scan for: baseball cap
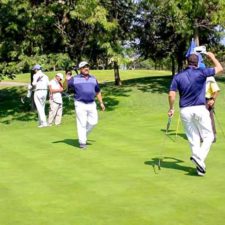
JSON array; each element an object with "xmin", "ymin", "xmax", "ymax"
[
  {"xmin": 32, "ymin": 64, "xmax": 42, "ymax": 70},
  {"xmin": 78, "ymin": 61, "xmax": 89, "ymax": 69},
  {"xmin": 56, "ymin": 73, "xmax": 64, "ymax": 80},
  {"xmin": 187, "ymin": 54, "xmax": 199, "ymax": 67}
]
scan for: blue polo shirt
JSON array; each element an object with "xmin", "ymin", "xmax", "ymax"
[
  {"xmin": 68, "ymin": 74, "xmax": 100, "ymax": 103},
  {"xmin": 170, "ymin": 67, "xmax": 215, "ymax": 108}
]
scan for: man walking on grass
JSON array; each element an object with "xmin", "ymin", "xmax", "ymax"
[
  {"xmin": 168, "ymin": 52, "xmax": 223, "ymax": 176},
  {"xmin": 65, "ymin": 61, "xmax": 105, "ymax": 149}
]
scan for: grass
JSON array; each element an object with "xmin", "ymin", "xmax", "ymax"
[
  {"xmin": 0, "ymin": 70, "xmax": 225, "ymax": 225},
  {"xmin": 2, "ymin": 69, "xmax": 171, "ymax": 83}
]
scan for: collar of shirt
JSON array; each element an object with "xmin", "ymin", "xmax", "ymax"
[{"xmin": 78, "ymin": 73, "xmax": 91, "ymax": 79}]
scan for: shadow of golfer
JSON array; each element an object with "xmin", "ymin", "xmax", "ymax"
[
  {"xmin": 52, "ymin": 139, "xmax": 94, "ymax": 148},
  {"xmin": 145, "ymin": 157, "xmax": 198, "ymax": 176}
]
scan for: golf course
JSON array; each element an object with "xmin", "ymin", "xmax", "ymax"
[{"xmin": 0, "ymin": 70, "xmax": 225, "ymax": 225}]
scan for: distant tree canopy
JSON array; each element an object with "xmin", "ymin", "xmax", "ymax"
[{"xmin": 0, "ymin": 0, "xmax": 224, "ymax": 81}]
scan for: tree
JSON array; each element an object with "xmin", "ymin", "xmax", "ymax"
[{"xmin": 135, "ymin": 0, "xmax": 225, "ymax": 74}]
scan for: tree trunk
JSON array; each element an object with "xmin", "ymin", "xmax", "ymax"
[
  {"xmin": 194, "ymin": 24, "xmax": 200, "ymax": 46},
  {"xmin": 114, "ymin": 61, "xmax": 122, "ymax": 86},
  {"xmin": 171, "ymin": 56, "xmax": 175, "ymax": 76}
]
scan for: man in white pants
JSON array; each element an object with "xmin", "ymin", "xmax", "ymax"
[
  {"xmin": 32, "ymin": 64, "xmax": 49, "ymax": 128},
  {"xmin": 66, "ymin": 61, "xmax": 105, "ymax": 149},
  {"xmin": 168, "ymin": 52, "xmax": 223, "ymax": 176},
  {"xmin": 48, "ymin": 73, "xmax": 64, "ymax": 126}
]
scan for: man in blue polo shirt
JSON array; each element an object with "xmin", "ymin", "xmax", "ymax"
[
  {"xmin": 168, "ymin": 52, "xmax": 223, "ymax": 176},
  {"xmin": 66, "ymin": 61, "xmax": 105, "ymax": 149}
]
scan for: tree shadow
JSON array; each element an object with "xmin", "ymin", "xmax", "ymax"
[
  {"xmin": 0, "ymin": 86, "xmax": 37, "ymax": 124},
  {"xmin": 145, "ymin": 157, "xmax": 198, "ymax": 176},
  {"xmin": 0, "ymin": 74, "xmax": 172, "ymax": 123},
  {"xmin": 122, "ymin": 76, "xmax": 172, "ymax": 94}
]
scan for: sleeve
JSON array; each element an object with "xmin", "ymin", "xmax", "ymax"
[
  {"xmin": 95, "ymin": 80, "xmax": 100, "ymax": 93},
  {"xmin": 211, "ymin": 80, "xmax": 220, "ymax": 92},
  {"xmin": 169, "ymin": 77, "xmax": 178, "ymax": 92},
  {"xmin": 202, "ymin": 68, "xmax": 215, "ymax": 77},
  {"xmin": 32, "ymin": 74, "xmax": 38, "ymax": 86},
  {"xmin": 67, "ymin": 77, "xmax": 75, "ymax": 93}
]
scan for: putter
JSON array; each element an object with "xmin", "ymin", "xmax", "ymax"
[
  {"xmin": 166, "ymin": 116, "xmax": 172, "ymax": 134},
  {"xmin": 158, "ymin": 116, "xmax": 172, "ymax": 170}
]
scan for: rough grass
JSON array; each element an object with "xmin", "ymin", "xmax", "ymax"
[{"xmin": 0, "ymin": 71, "xmax": 225, "ymax": 225}]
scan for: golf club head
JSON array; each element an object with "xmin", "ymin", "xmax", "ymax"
[{"xmin": 193, "ymin": 46, "xmax": 206, "ymax": 54}]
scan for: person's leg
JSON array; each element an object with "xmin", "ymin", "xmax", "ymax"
[
  {"xmin": 75, "ymin": 101, "xmax": 88, "ymax": 145},
  {"xmin": 48, "ymin": 100, "xmax": 58, "ymax": 125},
  {"xmin": 34, "ymin": 92, "xmax": 47, "ymax": 126},
  {"xmin": 38, "ymin": 92, "xmax": 48, "ymax": 126},
  {"xmin": 180, "ymin": 107, "xmax": 201, "ymax": 158},
  {"xmin": 55, "ymin": 103, "xmax": 63, "ymax": 125},
  {"xmin": 209, "ymin": 107, "xmax": 216, "ymax": 141},
  {"xmin": 195, "ymin": 106, "xmax": 214, "ymax": 162},
  {"xmin": 86, "ymin": 102, "xmax": 98, "ymax": 136}
]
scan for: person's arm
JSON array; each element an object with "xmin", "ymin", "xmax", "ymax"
[
  {"xmin": 49, "ymin": 84, "xmax": 63, "ymax": 94},
  {"xmin": 206, "ymin": 52, "xmax": 223, "ymax": 74},
  {"xmin": 32, "ymin": 74, "xmax": 38, "ymax": 86},
  {"xmin": 207, "ymin": 80, "xmax": 220, "ymax": 107},
  {"xmin": 96, "ymin": 92, "xmax": 105, "ymax": 111},
  {"xmin": 168, "ymin": 91, "xmax": 176, "ymax": 117}
]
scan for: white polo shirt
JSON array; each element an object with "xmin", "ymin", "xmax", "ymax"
[
  {"xmin": 32, "ymin": 70, "xmax": 49, "ymax": 90},
  {"xmin": 49, "ymin": 79, "xmax": 63, "ymax": 104}
]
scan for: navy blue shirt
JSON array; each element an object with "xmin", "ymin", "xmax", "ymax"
[
  {"xmin": 170, "ymin": 67, "xmax": 215, "ymax": 108},
  {"xmin": 68, "ymin": 74, "xmax": 100, "ymax": 103}
]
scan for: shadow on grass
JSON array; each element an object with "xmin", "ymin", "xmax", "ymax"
[
  {"xmin": 52, "ymin": 138, "xmax": 94, "ymax": 148},
  {"xmin": 145, "ymin": 157, "xmax": 198, "ymax": 176},
  {"xmin": 0, "ymin": 75, "xmax": 172, "ymax": 123},
  {"xmin": 52, "ymin": 138, "xmax": 80, "ymax": 148},
  {"xmin": 160, "ymin": 129, "xmax": 187, "ymax": 141}
]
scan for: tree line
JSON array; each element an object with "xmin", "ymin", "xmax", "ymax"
[{"xmin": 0, "ymin": 0, "xmax": 225, "ymax": 84}]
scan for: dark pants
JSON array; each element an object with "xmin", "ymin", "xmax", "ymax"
[{"xmin": 206, "ymin": 102, "xmax": 216, "ymax": 138}]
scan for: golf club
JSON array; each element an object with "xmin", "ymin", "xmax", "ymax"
[{"xmin": 157, "ymin": 116, "xmax": 172, "ymax": 170}]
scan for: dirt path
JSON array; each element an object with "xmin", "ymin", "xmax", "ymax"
[{"xmin": 0, "ymin": 81, "xmax": 28, "ymax": 87}]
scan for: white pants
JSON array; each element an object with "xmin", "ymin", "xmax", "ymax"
[
  {"xmin": 75, "ymin": 101, "xmax": 98, "ymax": 144},
  {"xmin": 180, "ymin": 105, "xmax": 214, "ymax": 162},
  {"xmin": 48, "ymin": 100, "xmax": 63, "ymax": 125},
  {"xmin": 34, "ymin": 90, "xmax": 48, "ymax": 126}
]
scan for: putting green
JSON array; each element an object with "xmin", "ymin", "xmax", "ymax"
[{"xmin": 0, "ymin": 72, "xmax": 225, "ymax": 225}]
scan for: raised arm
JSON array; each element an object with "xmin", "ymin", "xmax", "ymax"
[{"xmin": 206, "ymin": 52, "xmax": 223, "ymax": 74}]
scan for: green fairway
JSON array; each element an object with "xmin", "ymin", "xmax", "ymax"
[{"xmin": 0, "ymin": 71, "xmax": 225, "ymax": 225}]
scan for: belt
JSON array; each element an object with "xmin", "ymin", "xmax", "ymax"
[{"xmin": 36, "ymin": 89, "xmax": 48, "ymax": 91}]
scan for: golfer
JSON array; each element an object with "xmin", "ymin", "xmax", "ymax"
[
  {"xmin": 205, "ymin": 76, "xmax": 220, "ymax": 142},
  {"xmin": 48, "ymin": 73, "xmax": 64, "ymax": 126},
  {"xmin": 32, "ymin": 64, "xmax": 49, "ymax": 128},
  {"xmin": 168, "ymin": 52, "xmax": 223, "ymax": 176},
  {"xmin": 65, "ymin": 61, "xmax": 105, "ymax": 149}
]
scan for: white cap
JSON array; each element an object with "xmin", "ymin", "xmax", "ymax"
[
  {"xmin": 78, "ymin": 61, "xmax": 89, "ymax": 69},
  {"xmin": 193, "ymin": 46, "xmax": 206, "ymax": 54},
  {"xmin": 32, "ymin": 64, "xmax": 42, "ymax": 70},
  {"xmin": 56, "ymin": 73, "xmax": 64, "ymax": 80}
]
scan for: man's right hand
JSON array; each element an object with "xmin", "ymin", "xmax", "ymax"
[
  {"xmin": 66, "ymin": 74, "xmax": 72, "ymax": 80},
  {"xmin": 206, "ymin": 52, "xmax": 215, "ymax": 59},
  {"xmin": 168, "ymin": 109, "xmax": 175, "ymax": 117}
]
